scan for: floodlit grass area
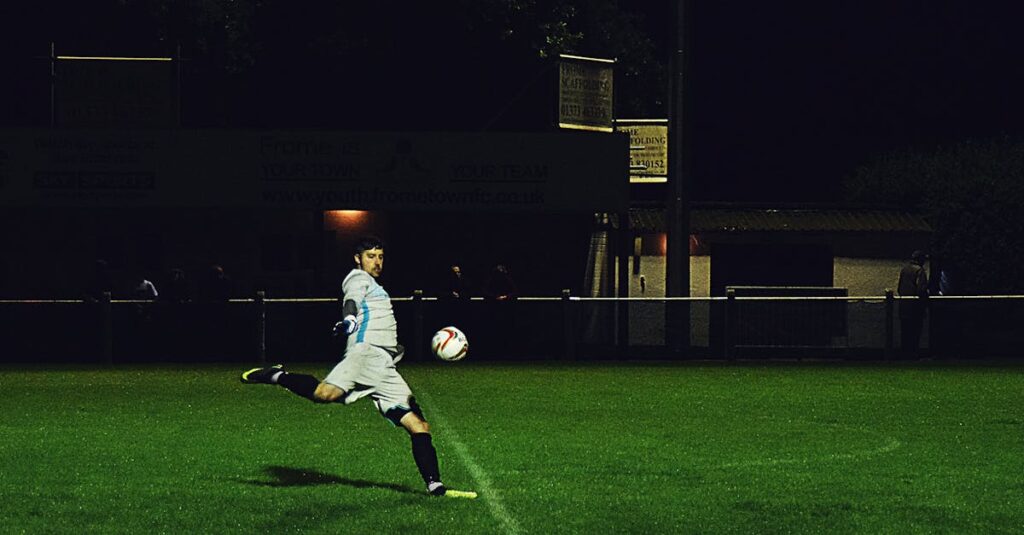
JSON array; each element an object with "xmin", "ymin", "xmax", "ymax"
[{"xmin": 1, "ymin": 362, "xmax": 1022, "ymax": 533}]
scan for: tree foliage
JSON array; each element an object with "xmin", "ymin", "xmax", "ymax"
[
  {"xmin": 843, "ymin": 138, "xmax": 1024, "ymax": 293},
  {"xmin": 30, "ymin": 0, "xmax": 666, "ymax": 126}
]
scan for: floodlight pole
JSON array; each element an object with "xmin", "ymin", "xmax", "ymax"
[
  {"xmin": 665, "ymin": 0, "xmax": 693, "ymax": 355},
  {"xmin": 174, "ymin": 42, "xmax": 182, "ymax": 127},
  {"xmin": 49, "ymin": 42, "xmax": 56, "ymax": 127}
]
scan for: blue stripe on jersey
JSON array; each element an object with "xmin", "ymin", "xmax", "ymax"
[{"xmin": 356, "ymin": 300, "xmax": 370, "ymax": 342}]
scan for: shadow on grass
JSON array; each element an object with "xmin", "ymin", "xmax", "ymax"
[{"xmin": 239, "ymin": 465, "xmax": 420, "ymax": 495}]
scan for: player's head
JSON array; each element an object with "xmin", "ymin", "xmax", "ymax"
[
  {"xmin": 911, "ymin": 250, "xmax": 927, "ymax": 265},
  {"xmin": 354, "ymin": 236, "xmax": 385, "ymax": 278}
]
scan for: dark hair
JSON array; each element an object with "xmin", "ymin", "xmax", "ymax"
[{"xmin": 354, "ymin": 236, "xmax": 385, "ymax": 255}]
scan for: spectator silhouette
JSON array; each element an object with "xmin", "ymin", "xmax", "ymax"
[
  {"xmin": 128, "ymin": 271, "xmax": 159, "ymax": 357},
  {"xmin": 133, "ymin": 274, "xmax": 159, "ymax": 301},
  {"xmin": 485, "ymin": 264, "xmax": 518, "ymax": 301},
  {"xmin": 199, "ymin": 264, "xmax": 232, "ymax": 302},
  {"xmin": 161, "ymin": 267, "xmax": 190, "ymax": 359},
  {"xmin": 437, "ymin": 264, "xmax": 471, "ymax": 344},
  {"xmin": 483, "ymin": 264, "xmax": 518, "ymax": 358},
  {"xmin": 933, "ymin": 259, "xmax": 956, "ymax": 296},
  {"xmin": 198, "ymin": 264, "xmax": 233, "ymax": 358},
  {"xmin": 164, "ymin": 268, "xmax": 190, "ymax": 303},
  {"xmin": 87, "ymin": 259, "xmax": 113, "ymax": 302},
  {"xmin": 83, "ymin": 259, "xmax": 114, "ymax": 357},
  {"xmin": 443, "ymin": 264, "xmax": 468, "ymax": 300},
  {"xmin": 897, "ymin": 250, "xmax": 929, "ymax": 358}
]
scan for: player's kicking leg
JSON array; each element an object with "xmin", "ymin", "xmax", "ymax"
[
  {"xmin": 240, "ymin": 364, "xmax": 283, "ymax": 384},
  {"xmin": 240, "ymin": 365, "xmax": 333, "ymax": 402}
]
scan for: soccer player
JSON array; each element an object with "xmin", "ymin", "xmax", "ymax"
[{"xmin": 240, "ymin": 236, "xmax": 446, "ymax": 496}]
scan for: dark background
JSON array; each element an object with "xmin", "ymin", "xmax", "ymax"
[{"xmin": 3, "ymin": 1, "xmax": 1024, "ymax": 203}]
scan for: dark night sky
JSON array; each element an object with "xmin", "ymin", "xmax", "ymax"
[
  {"xmin": 3, "ymin": 2, "xmax": 1024, "ymax": 203},
  {"xmin": 682, "ymin": 2, "xmax": 1024, "ymax": 201}
]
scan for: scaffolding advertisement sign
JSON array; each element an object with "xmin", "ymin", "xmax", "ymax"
[
  {"xmin": 557, "ymin": 55, "xmax": 615, "ymax": 132},
  {"xmin": 54, "ymin": 55, "xmax": 176, "ymax": 128},
  {"xmin": 616, "ymin": 119, "xmax": 668, "ymax": 183}
]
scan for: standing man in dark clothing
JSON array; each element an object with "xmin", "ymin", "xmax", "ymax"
[
  {"xmin": 164, "ymin": 268, "xmax": 190, "ymax": 303},
  {"xmin": 444, "ymin": 264, "xmax": 467, "ymax": 300},
  {"xmin": 897, "ymin": 250, "xmax": 929, "ymax": 357},
  {"xmin": 485, "ymin": 264, "xmax": 517, "ymax": 301},
  {"xmin": 439, "ymin": 264, "xmax": 469, "ymax": 340}
]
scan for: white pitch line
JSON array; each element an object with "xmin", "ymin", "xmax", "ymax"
[
  {"xmin": 715, "ymin": 436, "xmax": 902, "ymax": 469},
  {"xmin": 422, "ymin": 393, "xmax": 522, "ymax": 535},
  {"xmin": 713, "ymin": 419, "xmax": 902, "ymax": 470}
]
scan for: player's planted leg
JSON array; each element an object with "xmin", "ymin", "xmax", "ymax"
[
  {"xmin": 399, "ymin": 410, "xmax": 445, "ymax": 495},
  {"xmin": 412, "ymin": 432, "xmax": 446, "ymax": 495}
]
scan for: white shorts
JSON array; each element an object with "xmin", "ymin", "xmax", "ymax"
[{"xmin": 323, "ymin": 343, "xmax": 417, "ymax": 425}]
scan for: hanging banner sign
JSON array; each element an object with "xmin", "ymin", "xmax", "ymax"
[
  {"xmin": 615, "ymin": 119, "xmax": 668, "ymax": 183},
  {"xmin": 557, "ymin": 54, "xmax": 615, "ymax": 132},
  {"xmin": 55, "ymin": 56, "xmax": 177, "ymax": 127}
]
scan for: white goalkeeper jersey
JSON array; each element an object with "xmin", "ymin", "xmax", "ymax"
[{"xmin": 342, "ymin": 268, "xmax": 399, "ymax": 350}]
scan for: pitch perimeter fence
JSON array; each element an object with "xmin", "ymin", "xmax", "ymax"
[{"xmin": 1, "ymin": 292, "xmax": 1022, "ymax": 364}]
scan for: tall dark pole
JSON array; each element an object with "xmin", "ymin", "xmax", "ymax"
[
  {"xmin": 666, "ymin": 0, "xmax": 692, "ymax": 354},
  {"xmin": 49, "ymin": 42, "xmax": 56, "ymax": 127},
  {"xmin": 174, "ymin": 42, "xmax": 182, "ymax": 127}
]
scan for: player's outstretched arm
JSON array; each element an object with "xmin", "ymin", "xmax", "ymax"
[
  {"xmin": 332, "ymin": 299, "xmax": 359, "ymax": 336},
  {"xmin": 332, "ymin": 317, "xmax": 357, "ymax": 336}
]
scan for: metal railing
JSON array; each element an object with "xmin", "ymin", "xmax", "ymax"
[{"xmin": 1, "ymin": 290, "xmax": 1022, "ymax": 363}]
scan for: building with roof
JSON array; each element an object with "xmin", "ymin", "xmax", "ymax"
[
  {"xmin": 595, "ymin": 205, "xmax": 934, "ymax": 352},
  {"xmin": 627, "ymin": 205, "xmax": 932, "ymax": 299}
]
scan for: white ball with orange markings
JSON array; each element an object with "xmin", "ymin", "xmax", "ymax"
[{"xmin": 431, "ymin": 326, "xmax": 469, "ymax": 362}]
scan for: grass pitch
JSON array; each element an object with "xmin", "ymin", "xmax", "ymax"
[{"xmin": 1, "ymin": 362, "xmax": 1022, "ymax": 534}]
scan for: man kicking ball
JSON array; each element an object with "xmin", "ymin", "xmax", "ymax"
[{"xmin": 241, "ymin": 236, "xmax": 447, "ymax": 496}]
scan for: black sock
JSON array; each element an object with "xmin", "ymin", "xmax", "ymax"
[
  {"xmin": 276, "ymin": 373, "xmax": 320, "ymax": 401},
  {"xmin": 411, "ymin": 432, "xmax": 442, "ymax": 484}
]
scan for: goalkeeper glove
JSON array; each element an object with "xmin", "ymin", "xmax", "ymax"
[{"xmin": 333, "ymin": 315, "xmax": 358, "ymax": 336}]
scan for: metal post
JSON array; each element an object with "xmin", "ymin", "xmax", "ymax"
[
  {"xmin": 562, "ymin": 289, "xmax": 576, "ymax": 360},
  {"xmin": 885, "ymin": 289, "xmax": 894, "ymax": 359},
  {"xmin": 604, "ymin": 214, "xmax": 617, "ymax": 298},
  {"xmin": 602, "ymin": 214, "xmax": 617, "ymax": 349},
  {"xmin": 617, "ymin": 211, "xmax": 631, "ymax": 354},
  {"xmin": 101, "ymin": 291, "xmax": 112, "ymax": 366},
  {"xmin": 49, "ymin": 42, "xmax": 56, "ymax": 126},
  {"xmin": 666, "ymin": 0, "xmax": 693, "ymax": 356},
  {"xmin": 174, "ymin": 42, "xmax": 182, "ymax": 126},
  {"xmin": 632, "ymin": 235, "xmax": 642, "ymax": 275},
  {"xmin": 413, "ymin": 290, "xmax": 424, "ymax": 361},
  {"xmin": 255, "ymin": 291, "xmax": 266, "ymax": 365},
  {"xmin": 725, "ymin": 289, "xmax": 736, "ymax": 360}
]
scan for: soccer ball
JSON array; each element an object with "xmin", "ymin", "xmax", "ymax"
[{"xmin": 431, "ymin": 326, "xmax": 469, "ymax": 362}]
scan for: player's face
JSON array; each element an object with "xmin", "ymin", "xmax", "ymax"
[{"xmin": 355, "ymin": 248, "xmax": 384, "ymax": 278}]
